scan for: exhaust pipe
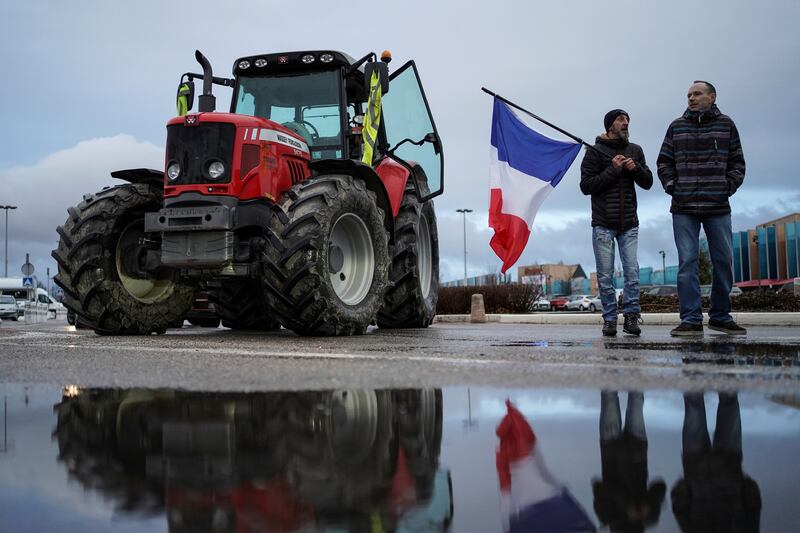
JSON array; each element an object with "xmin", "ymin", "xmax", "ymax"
[{"xmin": 195, "ymin": 50, "xmax": 216, "ymax": 112}]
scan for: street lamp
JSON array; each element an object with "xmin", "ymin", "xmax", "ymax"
[
  {"xmin": 456, "ymin": 208, "xmax": 473, "ymax": 284},
  {"xmin": 659, "ymin": 250, "xmax": 666, "ymax": 283},
  {"xmin": 2, "ymin": 205, "xmax": 18, "ymax": 277}
]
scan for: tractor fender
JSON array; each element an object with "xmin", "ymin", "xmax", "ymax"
[
  {"xmin": 308, "ymin": 159, "xmax": 397, "ymax": 241},
  {"xmin": 110, "ymin": 168, "xmax": 165, "ymax": 189}
]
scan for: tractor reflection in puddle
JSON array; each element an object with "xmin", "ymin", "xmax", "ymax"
[{"xmin": 53, "ymin": 388, "xmax": 452, "ymax": 531}]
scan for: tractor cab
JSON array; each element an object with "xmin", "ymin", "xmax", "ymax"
[{"xmin": 179, "ymin": 49, "xmax": 444, "ymax": 202}]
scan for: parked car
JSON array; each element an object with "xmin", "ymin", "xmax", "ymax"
[
  {"xmin": 0, "ymin": 295, "xmax": 20, "ymax": 321},
  {"xmin": 184, "ymin": 291, "xmax": 220, "ymax": 328},
  {"xmin": 565, "ymin": 294, "xmax": 596, "ymax": 311},
  {"xmin": 647, "ymin": 285, "xmax": 678, "ymax": 296},
  {"xmin": 777, "ymin": 279, "xmax": 799, "ymax": 295},
  {"xmin": 533, "ymin": 297, "xmax": 551, "ymax": 311},
  {"xmin": 700, "ymin": 285, "xmax": 743, "ymax": 298},
  {"xmin": 549, "ymin": 295, "xmax": 570, "ymax": 311}
]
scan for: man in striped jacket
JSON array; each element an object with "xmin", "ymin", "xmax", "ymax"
[{"xmin": 657, "ymin": 81, "xmax": 746, "ymax": 336}]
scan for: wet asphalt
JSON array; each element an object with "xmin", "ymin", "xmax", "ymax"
[{"xmin": 1, "ymin": 318, "xmax": 798, "ymax": 393}]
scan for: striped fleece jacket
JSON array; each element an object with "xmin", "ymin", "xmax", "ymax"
[{"xmin": 657, "ymin": 104, "xmax": 745, "ymax": 216}]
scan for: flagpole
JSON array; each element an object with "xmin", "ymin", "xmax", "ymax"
[{"xmin": 482, "ymin": 87, "xmax": 613, "ymax": 159}]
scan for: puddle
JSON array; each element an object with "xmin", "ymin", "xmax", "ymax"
[{"xmin": 1, "ymin": 384, "xmax": 799, "ymax": 532}]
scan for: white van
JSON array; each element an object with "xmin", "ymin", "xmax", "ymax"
[{"xmin": 34, "ymin": 288, "xmax": 65, "ymax": 317}]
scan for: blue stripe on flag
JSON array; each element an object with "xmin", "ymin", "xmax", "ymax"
[{"xmin": 490, "ymin": 98, "xmax": 581, "ymax": 187}]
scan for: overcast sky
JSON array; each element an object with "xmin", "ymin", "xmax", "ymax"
[{"xmin": 1, "ymin": 0, "xmax": 798, "ymax": 285}]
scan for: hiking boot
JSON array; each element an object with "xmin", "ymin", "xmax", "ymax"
[
  {"xmin": 670, "ymin": 322, "xmax": 704, "ymax": 337},
  {"xmin": 708, "ymin": 319, "xmax": 747, "ymax": 335},
  {"xmin": 602, "ymin": 320, "xmax": 617, "ymax": 337},
  {"xmin": 623, "ymin": 313, "xmax": 642, "ymax": 336}
]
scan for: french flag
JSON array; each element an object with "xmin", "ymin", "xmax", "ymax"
[
  {"xmin": 490, "ymin": 98, "xmax": 582, "ymax": 272},
  {"xmin": 496, "ymin": 400, "xmax": 596, "ymax": 532}
]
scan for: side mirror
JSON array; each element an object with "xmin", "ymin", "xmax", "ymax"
[
  {"xmin": 364, "ymin": 61, "xmax": 389, "ymax": 94},
  {"xmin": 424, "ymin": 132, "xmax": 442, "ymax": 155},
  {"xmin": 176, "ymin": 80, "xmax": 195, "ymax": 116}
]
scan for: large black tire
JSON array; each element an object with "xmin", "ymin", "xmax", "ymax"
[
  {"xmin": 395, "ymin": 389, "xmax": 443, "ymax": 500},
  {"xmin": 262, "ymin": 175, "xmax": 389, "ymax": 336},
  {"xmin": 52, "ymin": 183, "xmax": 195, "ymax": 335},
  {"xmin": 377, "ymin": 184, "xmax": 439, "ymax": 328},
  {"xmin": 288, "ymin": 390, "xmax": 397, "ymax": 510},
  {"xmin": 208, "ymin": 281, "xmax": 279, "ymax": 330}
]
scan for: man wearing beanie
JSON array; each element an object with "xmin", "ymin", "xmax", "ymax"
[
  {"xmin": 657, "ymin": 81, "xmax": 746, "ymax": 336},
  {"xmin": 580, "ymin": 109, "xmax": 653, "ymax": 336}
]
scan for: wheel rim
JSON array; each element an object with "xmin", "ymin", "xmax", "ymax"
[
  {"xmin": 328, "ymin": 213, "xmax": 374, "ymax": 305},
  {"xmin": 327, "ymin": 390, "xmax": 378, "ymax": 464},
  {"xmin": 417, "ymin": 212, "xmax": 433, "ymax": 298},
  {"xmin": 115, "ymin": 220, "xmax": 175, "ymax": 304}
]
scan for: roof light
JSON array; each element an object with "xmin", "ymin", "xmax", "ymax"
[
  {"xmin": 320, "ymin": 53, "xmax": 334, "ymax": 63},
  {"xmin": 254, "ymin": 58, "xmax": 267, "ymax": 68},
  {"xmin": 238, "ymin": 60, "xmax": 251, "ymax": 69},
  {"xmin": 301, "ymin": 54, "xmax": 315, "ymax": 64},
  {"xmin": 380, "ymin": 50, "xmax": 392, "ymax": 63}
]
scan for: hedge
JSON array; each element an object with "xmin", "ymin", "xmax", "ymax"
[
  {"xmin": 438, "ymin": 285, "xmax": 800, "ymax": 314},
  {"xmin": 437, "ymin": 283, "xmax": 538, "ymax": 314}
]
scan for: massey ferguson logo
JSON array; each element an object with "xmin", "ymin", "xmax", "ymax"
[{"xmin": 184, "ymin": 115, "xmax": 198, "ymax": 126}]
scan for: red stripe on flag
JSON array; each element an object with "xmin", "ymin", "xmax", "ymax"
[
  {"xmin": 489, "ymin": 188, "xmax": 531, "ymax": 273},
  {"xmin": 496, "ymin": 399, "xmax": 537, "ymax": 490}
]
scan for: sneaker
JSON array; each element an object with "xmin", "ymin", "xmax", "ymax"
[
  {"xmin": 623, "ymin": 313, "xmax": 642, "ymax": 336},
  {"xmin": 602, "ymin": 320, "xmax": 617, "ymax": 337},
  {"xmin": 708, "ymin": 319, "xmax": 747, "ymax": 335},
  {"xmin": 670, "ymin": 322, "xmax": 704, "ymax": 336}
]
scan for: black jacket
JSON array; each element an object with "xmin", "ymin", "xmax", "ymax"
[
  {"xmin": 580, "ymin": 135, "xmax": 653, "ymax": 230},
  {"xmin": 656, "ymin": 104, "xmax": 745, "ymax": 216}
]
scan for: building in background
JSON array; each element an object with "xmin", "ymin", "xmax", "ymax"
[
  {"xmin": 732, "ymin": 213, "xmax": 800, "ymax": 288},
  {"xmin": 517, "ymin": 264, "xmax": 587, "ymax": 296}
]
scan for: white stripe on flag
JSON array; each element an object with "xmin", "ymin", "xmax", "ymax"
[{"xmin": 490, "ymin": 146, "xmax": 555, "ymax": 228}]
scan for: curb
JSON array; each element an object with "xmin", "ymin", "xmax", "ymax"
[{"xmin": 434, "ymin": 312, "xmax": 800, "ymax": 326}]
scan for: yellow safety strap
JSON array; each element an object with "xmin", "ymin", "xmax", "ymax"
[
  {"xmin": 370, "ymin": 510, "xmax": 385, "ymax": 533},
  {"xmin": 176, "ymin": 83, "xmax": 191, "ymax": 116},
  {"xmin": 361, "ymin": 70, "xmax": 382, "ymax": 166}
]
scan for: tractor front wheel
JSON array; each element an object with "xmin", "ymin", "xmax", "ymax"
[
  {"xmin": 262, "ymin": 175, "xmax": 389, "ymax": 336},
  {"xmin": 52, "ymin": 183, "xmax": 195, "ymax": 335}
]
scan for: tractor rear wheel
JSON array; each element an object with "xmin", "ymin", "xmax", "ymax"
[
  {"xmin": 262, "ymin": 175, "xmax": 389, "ymax": 336},
  {"xmin": 52, "ymin": 183, "xmax": 195, "ymax": 335},
  {"xmin": 377, "ymin": 184, "xmax": 439, "ymax": 328},
  {"xmin": 209, "ymin": 281, "xmax": 279, "ymax": 330}
]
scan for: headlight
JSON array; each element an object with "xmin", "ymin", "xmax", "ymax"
[
  {"xmin": 237, "ymin": 60, "xmax": 251, "ymax": 70},
  {"xmin": 207, "ymin": 160, "xmax": 225, "ymax": 180},
  {"xmin": 320, "ymin": 53, "xmax": 334, "ymax": 63},
  {"xmin": 254, "ymin": 58, "xmax": 267, "ymax": 68},
  {"xmin": 300, "ymin": 54, "xmax": 315, "ymax": 64},
  {"xmin": 167, "ymin": 162, "xmax": 181, "ymax": 181}
]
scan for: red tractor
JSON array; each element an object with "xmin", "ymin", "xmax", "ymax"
[{"xmin": 53, "ymin": 50, "xmax": 443, "ymax": 335}]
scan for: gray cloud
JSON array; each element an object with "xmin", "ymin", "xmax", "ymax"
[{"xmin": 1, "ymin": 0, "xmax": 798, "ymax": 287}]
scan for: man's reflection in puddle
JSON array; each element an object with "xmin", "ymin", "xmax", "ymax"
[
  {"xmin": 671, "ymin": 392, "xmax": 762, "ymax": 532},
  {"xmin": 592, "ymin": 391, "xmax": 666, "ymax": 532}
]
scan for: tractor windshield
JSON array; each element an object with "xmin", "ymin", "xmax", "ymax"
[{"xmin": 235, "ymin": 70, "xmax": 343, "ymax": 159}]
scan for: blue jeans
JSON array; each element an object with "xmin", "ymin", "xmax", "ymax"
[
  {"xmin": 673, "ymin": 213, "xmax": 733, "ymax": 324},
  {"xmin": 592, "ymin": 226, "xmax": 640, "ymax": 322}
]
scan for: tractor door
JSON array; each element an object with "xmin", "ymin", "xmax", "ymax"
[{"xmin": 381, "ymin": 61, "xmax": 444, "ymax": 202}]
